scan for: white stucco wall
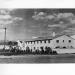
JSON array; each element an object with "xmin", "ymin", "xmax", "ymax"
[
  {"xmin": 50, "ymin": 35, "xmax": 75, "ymax": 49},
  {"xmin": 53, "ymin": 49, "xmax": 75, "ymax": 54},
  {"xmin": 17, "ymin": 35, "xmax": 75, "ymax": 53}
]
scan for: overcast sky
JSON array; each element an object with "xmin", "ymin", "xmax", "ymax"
[{"xmin": 0, "ymin": 9, "xmax": 75, "ymax": 41}]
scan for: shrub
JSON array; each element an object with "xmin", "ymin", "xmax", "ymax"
[
  {"xmin": 40, "ymin": 47, "xmax": 44, "ymax": 54},
  {"xmin": 45, "ymin": 46, "xmax": 52, "ymax": 54},
  {"xmin": 52, "ymin": 51, "xmax": 57, "ymax": 55}
]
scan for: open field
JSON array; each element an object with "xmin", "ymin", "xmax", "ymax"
[{"xmin": 0, "ymin": 54, "xmax": 75, "ymax": 63}]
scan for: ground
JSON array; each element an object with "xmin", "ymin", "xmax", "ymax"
[{"xmin": 0, "ymin": 54, "xmax": 75, "ymax": 63}]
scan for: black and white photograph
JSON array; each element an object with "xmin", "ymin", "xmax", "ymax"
[
  {"xmin": 0, "ymin": 8, "xmax": 75, "ymax": 63},
  {"xmin": 1, "ymin": 0, "xmax": 75, "ymax": 75}
]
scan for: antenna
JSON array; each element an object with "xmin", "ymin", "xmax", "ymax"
[
  {"xmin": 0, "ymin": 24, "xmax": 7, "ymax": 50},
  {"xmin": 4, "ymin": 27, "xmax": 7, "ymax": 50},
  {"xmin": 52, "ymin": 32, "xmax": 56, "ymax": 37}
]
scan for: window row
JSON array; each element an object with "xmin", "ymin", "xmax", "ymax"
[
  {"xmin": 25, "ymin": 40, "xmax": 51, "ymax": 44},
  {"xmin": 56, "ymin": 40, "xmax": 71, "ymax": 43}
]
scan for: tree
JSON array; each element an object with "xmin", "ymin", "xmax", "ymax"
[
  {"xmin": 26, "ymin": 46, "xmax": 30, "ymax": 54},
  {"xmin": 40, "ymin": 47, "xmax": 44, "ymax": 54},
  {"xmin": 8, "ymin": 41, "xmax": 13, "ymax": 50},
  {"xmin": 52, "ymin": 51, "xmax": 57, "ymax": 55},
  {"xmin": 45, "ymin": 46, "xmax": 52, "ymax": 54}
]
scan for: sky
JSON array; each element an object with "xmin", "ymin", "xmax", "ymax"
[{"xmin": 0, "ymin": 9, "xmax": 75, "ymax": 41}]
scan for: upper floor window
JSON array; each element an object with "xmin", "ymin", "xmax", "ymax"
[
  {"xmin": 56, "ymin": 40, "xmax": 59, "ymax": 43},
  {"xmin": 34, "ymin": 41, "xmax": 35, "ymax": 44},
  {"xmin": 31, "ymin": 41, "xmax": 32, "ymax": 44},
  {"xmin": 28, "ymin": 42, "xmax": 29, "ymax": 44},
  {"xmin": 69, "ymin": 40, "xmax": 71, "ymax": 43},
  {"xmin": 27, "ymin": 42, "xmax": 28, "ymax": 44},
  {"xmin": 25, "ymin": 42, "xmax": 27, "ymax": 44},
  {"xmin": 40, "ymin": 41, "xmax": 42, "ymax": 43},
  {"xmin": 37, "ymin": 41, "xmax": 38, "ymax": 44},
  {"xmin": 63, "ymin": 40, "xmax": 64, "ymax": 42},
  {"xmin": 48, "ymin": 40, "xmax": 50, "ymax": 43},
  {"xmin": 34, "ymin": 47, "xmax": 35, "ymax": 50},
  {"xmin": 44, "ymin": 40, "xmax": 46, "ymax": 43}
]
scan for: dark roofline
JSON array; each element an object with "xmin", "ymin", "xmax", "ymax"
[
  {"xmin": 25, "ymin": 39, "xmax": 52, "ymax": 42},
  {"xmin": 52, "ymin": 34, "xmax": 75, "ymax": 40},
  {"xmin": 19, "ymin": 34, "xmax": 75, "ymax": 43}
]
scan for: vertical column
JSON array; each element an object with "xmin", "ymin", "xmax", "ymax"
[{"xmin": 4, "ymin": 27, "xmax": 7, "ymax": 50}]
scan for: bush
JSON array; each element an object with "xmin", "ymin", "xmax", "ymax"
[
  {"xmin": 40, "ymin": 47, "xmax": 44, "ymax": 54},
  {"xmin": 52, "ymin": 51, "xmax": 57, "ymax": 55},
  {"xmin": 35, "ymin": 49, "xmax": 40, "ymax": 54},
  {"xmin": 26, "ymin": 46, "xmax": 31, "ymax": 54},
  {"xmin": 45, "ymin": 46, "xmax": 52, "ymax": 54}
]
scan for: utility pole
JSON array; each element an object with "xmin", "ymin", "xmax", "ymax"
[{"xmin": 4, "ymin": 27, "xmax": 7, "ymax": 50}]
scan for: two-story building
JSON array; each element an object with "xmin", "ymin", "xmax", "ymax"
[{"xmin": 17, "ymin": 35, "xmax": 75, "ymax": 53}]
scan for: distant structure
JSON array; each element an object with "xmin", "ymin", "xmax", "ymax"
[
  {"xmin": 17, "ymin": 35, "xmax": 75, "ymax": 54},
  {"xmin": 52, "ymin": 32, "xmax": 56, "ymax": 37}
]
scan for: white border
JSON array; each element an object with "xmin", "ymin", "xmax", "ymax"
[
  {"xmin": 0, "ymin": 0, "xmax": 75, "ymax": 8},
  {"xmin": 0, "ymin": 0, "xmax": 75, "ymax": 75}
]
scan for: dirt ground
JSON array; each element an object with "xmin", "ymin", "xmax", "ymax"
[{"xmin": 0, "ymin": 54, "xmax": 75, "ymax": 63}]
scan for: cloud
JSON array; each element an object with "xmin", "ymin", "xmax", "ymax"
[
  {"xmin": 48, "ymin": 24, "xmax": 65, "ymax": 28},
  {"xmin": 32, "ymin": 36, "xmax": 38, "ymax": 39},
  {"xmin": 45, "ymin": 15, "xmax": 55, "ymax": 20},
  {"xmin": 57, "ymin": 13, "xmax": 74, "ymax": 19},
  {"xmin": 0, "ymin": 15, "xmax": 11, "ymax": 20},
  {"xmin": 48, "ymin": 24, "xmax": 67, "ymax": 29},
  {"xmin": 32, "ymin": 12, "xmax": 46, "ymax": 20},
  {"xmin": 37, "ymin": 12, "xmax": 45, "ymax": 16},
  {"xmin": 32, "ymin": 11, "xmax": 75, "ymax": 36},
  {"xmin": 0, "ymin": 9, "xmax": 14, "ymax": 15},
  {"xmin": 0, "ymin": 9, "xmax": 23, "ymax": 25},
  {"xmin": 32, "ymin": 12, "xmax": 75, "ymax": 25},
  {"xmin": 61, "ymin": 27, "xmax": 75, "ymax": 35},
  {"xmin": 32, "ymin": 11, "xmax": 74, "ymax": 20},
  {"xmin": 13, "ymin": 17, "xmax": 23, "ymax": 21}
]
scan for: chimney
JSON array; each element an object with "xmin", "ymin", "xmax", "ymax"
[{"xmin": 52, "ymin": 32, "xmax": 56, "ymax": 37}]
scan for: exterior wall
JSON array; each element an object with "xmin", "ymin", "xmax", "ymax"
[
  {"xmin": 0, "ymin": 45, "xmax": 9, "ymax": 50},
  {"xmin": 50, "ymin": 35, "xmax": 75, "ymax": 49},
  {"xmin": 53, "ymin": 49, "xmax": 75, "ymax": 54},
  {"xmin": 17, "ymin": 40, "xmax": 51, "ymax": 51},
  {"xmin": 17, "ymin": 35, "xmax": 75, "ymax": 53}
]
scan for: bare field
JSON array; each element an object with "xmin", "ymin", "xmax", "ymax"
[{"xmin": 0, "ymin": 54, "xmax": 75, "ymax": 63}]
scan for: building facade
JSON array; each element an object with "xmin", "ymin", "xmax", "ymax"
[
  {"xmin": 50, "ymin": 35, "xmax": 75, "ymax": 49},
  {"xmin": 17, "ymin": 35, "xmax": 75, "ymax": 53}
]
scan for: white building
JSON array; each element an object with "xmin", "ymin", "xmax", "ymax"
[
  {"xmin": 0, "ymin": 45, "xmax": 9, "ymax": 50},
  {"xmin": 17, "ymin": 39, "xmax": 52, "ymax": 51},
  {"xmin": 17, "ymin": 35, "xmax": 75, "ymax": 54},
  {"xmin": 50, "ymin": 35, "xmax": 75, "ymax": 49}
]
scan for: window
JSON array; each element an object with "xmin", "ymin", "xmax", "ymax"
[
  {"xmin": 69, "ymin": 40, "xmax": 71, "ymax": 43},
  {"xmin": 34, "ymin": 47, "xmax": 35, "ymax": 50},
  {"xmin": 40, "ymin": 41, "xmax": 42, "ymax": 43},
  {"xmin": 31, "ymin": 41, "xmax": 32, "ymax": 44},
  {"xmin": 56, "ymin": 40, "xmax": 59, "ymax": 43},
  {"xmin": 37, "ymin": 41, "xmax": 38, "ymax": 44},
  {"xmin": 25, "ymin": 42, "xmax": 27, "ymax": 44},
  {"xmin": 34, "ymin": 41, "xmax": 35, "ymax": 44},
  {"xmin": 63, "ymin": 40, "xmax": 64, "ymax": 42},
  {"xmin": 44, "ymin": 40, "xmax": 46, "ymax": 43},
  {"xmin": 48, "ymin": 40, "xmax": 50, "ymax": 43}
]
